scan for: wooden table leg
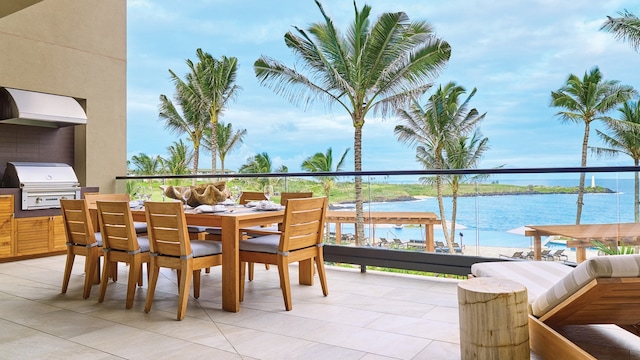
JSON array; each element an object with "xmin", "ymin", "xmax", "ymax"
[
  {"xmin": 425, "ymin": 224, "xmax": 434, "ymax": 252},
  {"xmin": 221, "ymin": 216, "xmax": 240, "ymax": 312},
  {"xmin": 576, "ymin": 247, "xmax": 586, "ymax": 263},
  {"xmin": 533, "ymin": 234, "xmax": 542, "ymax": 261},
  {"xmin": 298, "ymin": 259, "xmax": 313, "ymax": 285}
]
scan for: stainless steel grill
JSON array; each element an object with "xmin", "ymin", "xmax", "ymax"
[{"xmin": 3, "ymin": 162, "xmax": 81, "ymax": 210}]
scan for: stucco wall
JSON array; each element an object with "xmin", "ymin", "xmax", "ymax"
[{"xmin": 0, "ymin": 0, "xmax": 126, "ymax": 192}]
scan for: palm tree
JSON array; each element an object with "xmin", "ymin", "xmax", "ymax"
[
  {"xmin": 436, "ymin": 132, "xmax": 489, "ymax": 253},
  {"xmin": 160, "ymin": 58, "xmax": 209, "ymax": 182},
  {"xmin": 129, "ymin": 153, "xmax": 163, "ymax": 175},
  {"xmin": 239, "ymin": 152, "xmax": 288, "ymax": 188},
  {"xmin": 162, "ymin": 139, "xmax": 193, "ymax": 176},
  {"xmin": 301, "ymin": 147, "xmax": 350, "ymax": 197},
  {"xmin": 188, "ymin": 49, "xmax": 241, "ymax": 174},
  {"xmin": 550, "ymin": 66, "xmax": 635, "ymax": 224},
  {"xmin": 254, "ymin": 1, "xmax": 450, "ymax": 245},
  {"xmin": 203, "ymin": 121, "xmax": 247, "ymax": 174},
  {"xmin": 601, "ymin": 10, "xmax": 640, "ymax": 52},
  {"xmin": 395, "ymin": 82, "xmax": 485, "ymax": 252},
  {"xmin": 591, "ymin": 101, "xmax": 640, "ymax": 222}
]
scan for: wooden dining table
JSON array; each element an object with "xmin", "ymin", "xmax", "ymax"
[
  {"xmin": 525, "ymin": 223, "xmax": 640, "ymax": 263},
  {"xmin": 131, "ymin": 205, "xmax": 314, "ymax": 312}
]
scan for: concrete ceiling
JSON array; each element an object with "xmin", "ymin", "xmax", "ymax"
[{"xmin": 0, "ymin": 0, "xmax": 44, "ymax": 19}]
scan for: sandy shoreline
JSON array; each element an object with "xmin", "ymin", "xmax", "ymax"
[{"xmin": 460, "ymin": 245, "xmax": 597, "ymax": 263}]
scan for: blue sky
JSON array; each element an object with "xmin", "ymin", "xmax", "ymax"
[{"xmin": 126, "ymin": 0, "xmax": 640, "ymax": 174}]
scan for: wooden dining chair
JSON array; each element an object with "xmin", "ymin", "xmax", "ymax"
[
  {"xmin": 60, "ymin": 199, "xmax": 102, "ymax": 299},
  {"xmin": 96, "ymin": 200, "xmax": 150, "ymax": 309},
  {"xmin": 84, "ymin": 193, "xmax": 148, "ymax": 235},
  {"xmin": 144, "ymin": 201, "xmax": 223, "ymax": 320},
  {"xmin": 239, "ymin": 196, "xmax": 329, "ymax": 311},
  {"xmin": 243, "ymin": 192, "xmax": 314, "ymax": 280}
]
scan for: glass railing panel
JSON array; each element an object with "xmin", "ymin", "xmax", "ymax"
[{"xmin": 114, "ymin": 168, "xmax": 638, "ymax": 262}]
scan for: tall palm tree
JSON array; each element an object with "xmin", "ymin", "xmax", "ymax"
[
  {"xmin": 203, "ymin": 121, "xmax": 247, "ymax": 174},
  {"xmin": 130, "ymin": 153, "xmax": 163, "ymax": 175},
  {"xmin": 601, "ymin": 10, "xmax": 640, "ymax": 52},
  {"xmin": 550, "ymin": 66, "xmax": 635, "ymax": 224},
  {"xmin": 239, "ymin": 152, "xmax": 288, "ymax": 188},
  {"xmin": 160, "ymin": 60, "xmax": 209, "ymax": 182},
  {"xmin": 162, "ymin": 139, "xmax": 193, "ymax": 176},
  {"xmin": 254, "ymin": 1, "xmax": 450, "ymax": 245},
  {"xmin": 395, "ymin": 82, "xmax": 485, "ymax": 251},
  {"xmin": 591, "ymin": 101, "xmax": 640, "ymax": 222},
  {"xmin": 188, "ymin": 49, "xmax": 241, "ymax": 174},
  {"xmin": 436, "ymin": 131, "xmax": 489, "ymax": 253},
  {"xmin": 301, "ymin": 147, "xmax": 350, "ymax": 197}
]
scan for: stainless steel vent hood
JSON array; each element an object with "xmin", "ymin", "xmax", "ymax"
[{"xmin": 0, "ymin": 87, "xmax": 87, "ymax": 128}]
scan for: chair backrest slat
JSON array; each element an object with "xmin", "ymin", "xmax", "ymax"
[
  {"xmin": 280, "ymin": 197, "xmax": 327, "ymax": 252},
  {"xmin": 60, "ymin": 199, "xmax": 97, "ymax": 246},
  {"xmin": 144, "ymin": 201, "xmax": 191, "ymax": 257},
  {"xmin": 96, "ymin": 201, "xmax": 139, "ymax": 252},
  {"xmin": 279, "ymin": 192, "xmax": 313, "ymax": 206},
  {"xmin": 239, "ymin": 191, "xmax": 267, "ymax": 205}
]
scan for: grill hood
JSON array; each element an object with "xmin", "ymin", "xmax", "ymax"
[{"xmin": 0, "ymin": 87, "xmax": 87, "ymax": 128}]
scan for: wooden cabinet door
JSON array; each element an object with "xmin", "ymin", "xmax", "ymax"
[
  {"xmin": 49, "ymin": 216, "xmax": 66, "ymax": 251},
  {"xmin": 0, "ymin": 195, "xmax": 13, "ymax": 257},
  {"xmin": 15, "ymin": 217, "xmax": 50, "ymax": 256}
]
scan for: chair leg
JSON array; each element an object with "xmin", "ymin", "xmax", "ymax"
[
  {"xmin": 239, "ymin": 261, "xmax": 246, "ymax": 302},
  {"xmin": 144, "ymin": 258, "xmax": 159, "ymax": 314},
  {"xmin": 277, "ymin": 259, "xmax": 292, "ymax": 311},
  {"xmin": 248, "ymin": 262, "xmax": 254, "ymax": 281},
  {"xmin": 177, "ymin": 259, "xmax": 193, "ymax": 321},
  {"xmin": 126, "ymin": 256, "xmax": 141, "ymax": 309},
  {"xmin": 315, "ymin": 252, "xmax": 328, "ymax": 296},
  {"xmin": 193, "ymin": 269, "xmax": 201, "ymax": 299},
  {"xmin": 61, "ymin": 248, "xmax": 75, "ymax": 294},
  {"xmin": 98, "ymin": 258, "xmax": 112, "ymax": 303},
  {"xmin": 82, "ymin": 248, "xmax": 100, "ymax": 299}
]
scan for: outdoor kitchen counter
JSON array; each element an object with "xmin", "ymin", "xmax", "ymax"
[
  {"xmin": 0, "ymin": 187, "xmax": 98, "ymax": 261},
  {"xmin": 0, "ymin": 187, "xmax": 98, "ymax": 218}
]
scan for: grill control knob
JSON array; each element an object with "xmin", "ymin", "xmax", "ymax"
[{"xmin": 36, "ymin": 197, "xmax": 42, "ymax": 204}]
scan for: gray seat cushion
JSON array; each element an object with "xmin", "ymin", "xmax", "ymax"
[
  {"xmin": 239, "ymin": 234, "xmax": 280, "ymax": 254},
  {"xmin": 187, "ymin": 226, "xmax": 221, "ymax": 235},
  {"xmin": 94, "ymin": 232, "xmax": 103, "ymax": 247},
  {"xmin": 190, "ymin": 240, "xmax": 222, "ymax": 257},
  {"xmin": 136, "ymin": 236, "xmax": 151, "ymax": 252},
  {"xmin": 134, "ymin": 221, "xmax": 147, "ymax": 234}
]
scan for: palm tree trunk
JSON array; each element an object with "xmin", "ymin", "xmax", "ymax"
[
  {"xmin": 210, "ymin": 112, "xmax": 218, "ymax": 175},
  {"xmin": 635, "ymin": 159, "xmax": 639, "ymax": 222},
  {"xmin": 576, "ymin": 122, "xmax": 590, "ymax": 224},
  {"xmin": 192, "ymin": 145, "xmax": 199, "ymax": 186},
  {"xmin": 436, "ymin": 174, "xmax": 452, "ymax": 253},
  {"xmin": 354, "ymin": 124, "xmax": 364, "ymax": 246}
]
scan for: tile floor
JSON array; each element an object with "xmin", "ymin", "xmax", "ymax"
[{"xmin": 0, "ymin": 255, "xmax": 638, "ymax": 359}]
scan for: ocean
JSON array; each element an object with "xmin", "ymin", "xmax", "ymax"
[{"xmin": 330, "ymin": 177, "xmax": 638, "ymax": 251}]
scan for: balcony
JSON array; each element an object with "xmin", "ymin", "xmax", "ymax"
[{"xmin": 2, "ymin": 254, "xmax": 639, "ymax": 359}]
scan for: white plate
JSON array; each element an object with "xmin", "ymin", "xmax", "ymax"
[{"xmin": 195, "ymin": 205, "xmax": 227, "ymax": 213}]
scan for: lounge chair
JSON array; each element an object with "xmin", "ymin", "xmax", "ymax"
[
  {"xmin": 545, "ymin": 249, "xmax": 568, "ymax": 261},
  {"xmin": 499, "ymin": 251, "xmax": 524, "ymax": 259},
  {"xmin": 377, "ymin": 238, "xmax": 390, "ymax": 247},
  {"xmin": 452, "ymin": 242, "xmax": 463, "ymax": 253},
  {"xmin": 471, "ymin": 254, "xmax": 640, "ymax": 359},
  {"xmin": 434, "ymin": 241, "xmax": 447, "ymax": 253},
  {"xmin": 540, "ymin": 249, "xmax": 551, "ymax": 260},
  {"xmin": 522, "ymin": 250, "xmax": 534, "ymax": 260},
  {"xmin": 392, "ymin": 238, "xmax": 408, "ymax": 248}
]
